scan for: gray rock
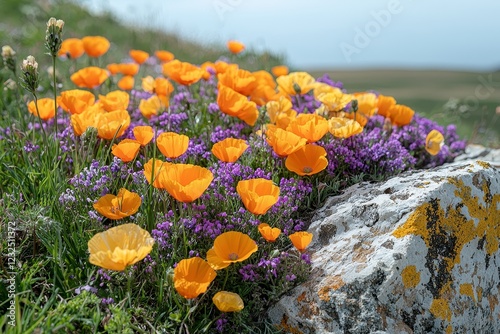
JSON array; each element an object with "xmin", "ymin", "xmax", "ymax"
[{"xmin": 269, "ymin": 160, "xmax": 500, "ymax": 334}]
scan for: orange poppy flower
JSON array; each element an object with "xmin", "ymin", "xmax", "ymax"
[
  {"xmin": 227, "ymin": 40, "xmax": 245, "ymax": 54},
  {"xmin": 82, "ymin": 36, "xmax": 110, "ymax": 58},
  {"xmin": 129, "ymin": 49, "xmax": 149, "ymax": 64},
  {"xmin": 156, "ymin": 132, "xmax": 189, "ymax": 159},
  {"xmin": 253, "ymin": 70, "xmax": 276, "ymax": 88},
  {"xmin": 107, "ymin": 63, "xmax": 121, "ymax": 76},
  {"xmin": 155, "ymin": 50, "xmax": 175, "ymax": 63},
  {"xmin": 217, "ymin": 85, "xmax": 259, "ymax": 126},
  {"xmin": 218, "ymin": 67, "xmax": 257, "ymax": 97},
  {"xmin": 387, "ymin": 104, "xmax": 414, "ymax": 126},
  {"xmin": 249, "ymin": 84, "xmax": 280, "ymax": 106},
  {"xmin": 88, "ymin": 223, "xmax": 154, "ymax": 271},
  {"xmin": 117, "ymin": 76, "xmax": 134, "ymax": 90},
  {"xmin": 289, "ymin": 231, "xmax": 313, "ymax": 253},
  {"xmin": 213, "ymin": 61, "xmax": 239, "ymax": 75},
  {"xmin": 286, "ymin": 113, "xmax": 329, "ymax": 143},
  {"xmin": 265, "ymin": 127, "xmax": 307, "ymax": 157},
  {"xmin": 285, "ymin": 144, "xmax": 328, "ymax": 176},
  {"xmin": 258, "ymin": 223, "xmax": 281, "ymax": 242},
  {"xmin": 174, "ymin": 257, "xmax": 216, "ymax": 299},
  {"xmin": 118, "ymin": 63, "xmax": 140, "ymax": 76},
  {"xmin": 133, "ymin": 125, "xmax": 154, "ymax": 146},
  {"xmin": 70, "ymin": 104, "xmax": 104, "ymax": 136},
  {"xmin": 58, "ymin": 38, "xmax": 84, "ymax": 59},
  {"xmin": 271, "ymin": 65, "xmax": 289, "ymax": 77},
  {"xmin": 157, "ymin": 164, "xmax": 214, "ymax": 202},
  {"xmin": 275, "ymin": 109, "xmax": 298, "ymax": 130},
  {"xmin": 213, "ymin": 291, "xmax": 244, "ymax": 312},
  {"xmin": 354, "ymin": 92, "xmax": 378, "ymax": 117},
  {"xmin": 70, "ymin": 66, "xmax": 109, "ymax": 89},
  {"xmin": 111, "ymin": 139, "xmax": 141, "ymax": 162},
  {"xmin": 93, "ymin": 188, "xmax": 141, "ymax": 220},
  {"xmin": 211, "ymin": 138, "xmax": 249, "ymax": 163},
  {"xmin": 57, "ymin": 89, "xmax": 96, "ymax": 115},
  {"xmin": 27, "ymin": 98, "xmax": 56, "ymax": 121},
  {"xmin": 276, "ymin": 72, "xmax": 316, "ymax": 95},
  {"xmin": 143, "ymin": 158, "xmax": 170, "ymax": 188},
  {"xmin": 162, "ymin": 59, "xmax": 205, "ymax": 86},
  {"xmin": 142, "ymin": 76, "xmax": 174, "ymax": 97},
  {"xmin": 139, "ymin": 95, "xmax": 168, "ymax": 119},
  {"xmin": 96, "ymin": 109, "xmax": 131, "ymax": 140},
  {"xmin": 377, "ymin": 94, "xmax": 396, "ymax": 117},
  {"xmin": 425, "ymin": 130, "xmax": 444, "ymax": 156},
  {"xmin": 236, "ymin": 178, "xmax": 280, "ymax": 215},
  {"xmin": 206, "ymin": 231, "xmax": 258, "ymax": 270},
  {"xmin": 328, "ymin": 117, "xmax": 363, "ymax": 138},
  {"xmin": 98, "ymin": 90, "xmax": 130, "ymax": 112}
]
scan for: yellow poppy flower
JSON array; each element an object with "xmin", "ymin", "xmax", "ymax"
[
  {"xmin": 213, "ymin": 291, "xmax": 244, "ymax": 312},
  {"xmin": 174, "ymin": 257, "xmax": 216, "ymax": 299},
  {"xmin": 88, "ymin": 223, "xmax": 154, "ymax": 271},
  {"xmin": 276, "ymin": 72, "xmax": 315, "ymax": 95},
  {"xmin": 328, "ymin": 117, "xmax": 363, "ymax": 139},
  {"xmin": 93, "ymin": 188, "xmax": 142, "ymax": 220},
  {"xmin": 425, "ymin": 130, "xmax": 444, "ymax": 156},
  {"xmin": 139, "ymin": 95, "xmax": 168, "ymax": 119},
  {"xmin": 236, "ymin": 178, "xmax": 280, "ymax": 215},
  {"xmin": 206, "ymin": 231, "xmax": 258, "ymax": 270}
]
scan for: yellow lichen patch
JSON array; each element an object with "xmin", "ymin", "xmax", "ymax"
[
  {"xmin": 318, "ymin": 275, "xmax": 345, "ymax": 301},
  {"xmin": 476, "ymin": 286, "xmax": 483, "ymax": 303},
  {"xmin": 446, "ymin": 325, "xmax": 453, "ymax": 334},
  {"xmin": 401, "ymin": 265, "xmax": 420, "ymax": 288},
  {"xmin": 459, "ymin": 283, "xmax": 475, "ymax": 302},
  {"xmin": 430, "ymin": 298, "xmax": 452, "ymax": 322},
  {"xmin": 392, "ymin": 203, "xmax": 431, "ymax": 241},
  {"xmin": 476, "ymin": 160, "xmax": 492, "ymax": 169},
  {"xmin": 279, "ymin": 314, "xmax": 304, "ymax": 334}
]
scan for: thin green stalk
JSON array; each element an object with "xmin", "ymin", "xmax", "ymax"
[{"xmin": 52, "ymin": 55, "xmax": 60, "ymax": 158}]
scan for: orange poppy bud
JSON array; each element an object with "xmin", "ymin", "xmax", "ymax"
[
  {"xmin": 236, "ymin": 178, "xmax": 280, "ymax": 215},
  {"xmin": 82, "ymin": 36, "xmax": 110, "ymax": 58},
  {"xmin": 289, "ymin": 231, "xmax": 313, "ymax": 253},
  {"xmin": 227, "ymin": 40, "xmax": 245, "ymax": 54},
  {"xmin": 27, "ymin": 98, "xmax": 56, "ymax": 121}
]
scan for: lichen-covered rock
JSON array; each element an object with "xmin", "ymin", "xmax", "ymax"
[{"xmin": 268, "ymin": 160, "xmax": 500, "ymax": 334}]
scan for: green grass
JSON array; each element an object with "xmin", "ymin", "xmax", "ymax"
[{"xmin": 310, "ymin": 69, "xmax": 500, "ymax": 147}]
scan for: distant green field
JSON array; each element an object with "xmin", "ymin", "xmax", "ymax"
[{"xmin": 309, "ymin": 69, "xmax": 500, "ymax": 147}]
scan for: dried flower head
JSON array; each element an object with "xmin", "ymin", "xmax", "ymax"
[
  {"xmin": 45, "ymin": 17, "xmax": 64, "ymax": 57},
  {"xmin": 20, "ymin": 55, "xmax": 39, "ymax": 94},
  {"xmin": 2, "ymin": 45, "xmax": 16, "ymax": 73}
]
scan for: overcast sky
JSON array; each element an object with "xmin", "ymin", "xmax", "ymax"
[{"xmin": 80, "ymin": 0, "xmax": 500, "ymax": 71}]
